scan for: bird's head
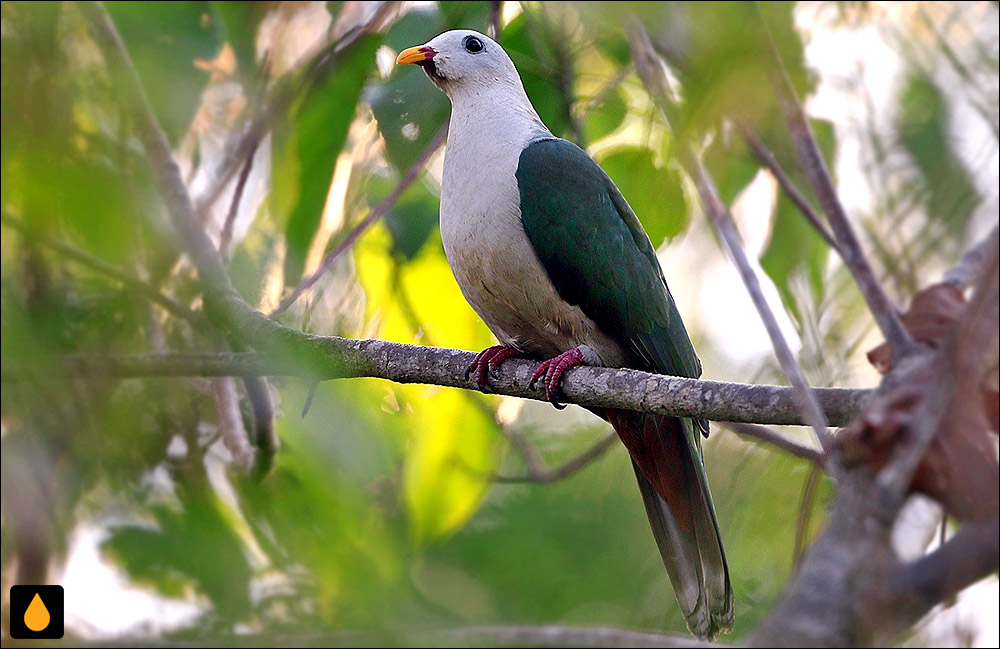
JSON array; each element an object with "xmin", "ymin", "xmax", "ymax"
[{"xmin": 395, "ymin": 30, "xmax": 519, "ymax": 97}]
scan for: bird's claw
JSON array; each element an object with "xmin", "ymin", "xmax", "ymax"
[
  {"xmin": 467, "ymin": 344, "xmax": 522, "ymax": 388},
  {"xmin": 528, "ymin": 348, "xmax": 586, "ymax": 406}
]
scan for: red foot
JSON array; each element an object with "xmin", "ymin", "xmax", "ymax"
[
  {"xmin": 529, "ymin": 347, "xmax": 587, "ymax": 406},
  {"xmin": 466, "ymin": 344, "xmax": 523, "ymax": 388}
]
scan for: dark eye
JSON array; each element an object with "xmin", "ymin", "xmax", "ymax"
[{"xmin": 464, "ymin": 36, "xmax": 484, "ymax": 53}]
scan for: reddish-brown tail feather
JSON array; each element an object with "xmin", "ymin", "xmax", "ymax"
[{"xmin": 606, "ymin": 409, "xmax": 734, "ymax": 640}]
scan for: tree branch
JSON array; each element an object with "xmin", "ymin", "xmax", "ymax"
[
  {"xmin": 0, "ymin": 348, "xmax": 872, "ymax": 427},
  {"xmin": 750, "ymin": 226, "xmax": 1000, "ymax": 648}
]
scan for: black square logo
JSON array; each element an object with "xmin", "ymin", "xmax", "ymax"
[{"xmin": 9, "ymin": 585, "xmax": 64, "ymax": 639}]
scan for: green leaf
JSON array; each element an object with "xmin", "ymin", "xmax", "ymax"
[
  {"xmin": 704, "ymin": 136, "xmax": 760, "ymax": 205},
  {"xmin": 500, "ymin": 13, "xmax": 572, "ymax": 138},
  {"xmin": 403, "ymin": 389, "xmax": 498, "ymax": 542},
  {"xmin": 897, "ymin": 74, "xmax": 980, "ymax": 237},
  {"xmin": 583, "ymin": 88, "xmax": 628, "ymax": 143},
  {"xmin": 760, "ymin": 196, "xmax": 828, "ymax": 322},
  {"xmin": 383, "ymin": 182, "xmax": 440, "ymax": 262},
  {"xmin": 369, "ymin": 8, "xmax": 452, "ymax": 173},
  {"xmin": 598, "ymin": 147, "xmax": 689, "ymax": 246},
  {"xmin": 105, "ymin": 2, "xmax": 223, "ymax": 142},
  {"xmin": 574, "ymin": 2, "xmax": 648, "ymax": 66},
  {"xmin": 367, "ymin": 69, "xmax": 450, "ymax": 173},
  {"xmin": 636, "ymin": 1, "xmax": 813, "ymax": 136},
  {"xmin": 437, "ymin": 0, "xmax": 490, "ymax": 29},
  {"xmin": 103, "ymin": 487, "xmax": 252, "ymax": 623},
  {"xmin": 211, "ymin": 1, "xmax": 267, "ymax": 76},
  {"xmin": 277, "ymin": 34, "xmax": 380, "ymax": 284}
]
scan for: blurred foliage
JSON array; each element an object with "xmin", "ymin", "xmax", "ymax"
[
  {"xmin": 1, "ymin": 0, "xmax": 996, "ymax": 645},
  {"xmin": 277, "ymin": 33, "xmax": 380, "ymax": 282},
  {"xmin": 106, "ymin": 1, "xmax": 224, "ymax": 140},
  {"xmin": 598, "ymin": 146, "xmax": 688, "ymax": 246}
]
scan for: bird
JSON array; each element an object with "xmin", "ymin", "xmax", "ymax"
[{"xmin": 396, "ymin": 29, "xmax": 733, "ymax": 639}]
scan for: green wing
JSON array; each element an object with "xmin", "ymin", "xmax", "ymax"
[
  {"xmin": 518, "ymin": 139, "xmax": 732, "ymax": 637},
  {"xmin": 516, "ymin": 137, "xmax": 701, "ymax": 380}
]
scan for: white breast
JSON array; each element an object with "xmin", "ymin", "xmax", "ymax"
[{"xmin": 439, "ymin": 86, "xmax": 628, "ymax": 366}]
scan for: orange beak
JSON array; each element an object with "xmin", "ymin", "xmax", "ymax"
[{"xmin": 396, "ymin": 45, "xmax": 436, "ymax": 65}]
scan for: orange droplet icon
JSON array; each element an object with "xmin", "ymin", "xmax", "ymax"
[{"xmin": 24, "ymin": 592, "xmax": 50, "ymax": 632}]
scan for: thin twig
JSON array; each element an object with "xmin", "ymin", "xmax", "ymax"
[
  {"xmin": 193, "ymin": 2, "xmax": 398, "ymax": 220},
  {"xmin": 1, "ymin": 212, "xmax": 206, "ymax": 328},
  {"xmin": 219, "ymin": 139, "xmax": 259, "ymax": 258},
  {"xmin": 793, "ymin": 464, "xmax": 822, "ymax": 570},
  {"xmin": 694, "ymin": 153, "xmax": 834, "ymax": 453},
  {"xmin": 943, "ymin": 224, "xmax": 998, "ymax": 289},
  {"xmin": 722, "ymin": 421, "xmax": 823, "ymax": 465},
  {"xmin": 629, "ymin": 24, "xmax": 835, "ymax": 456},
  {"xmin": 1, "ymin": 349, "xmax": 873, "ymax": 426},
  {"xmin": 495, "ymin": 432, "xmax": 618, "ymax": 483},
  {"xmin": 488, "ymin": 1, "xmax": 503, "ymax": 41},
  {"xmin": 740, "ymin": 126, "xmax": 840, "ymax": 253},
  {"xmin": 755, "ymin": 3, "xmax": 916, "ymax": 359},
  {"xmin": 269, "ymin": 124, "xmax": 448, "ymax": 316},
  {"xmin": 500, "ymin": 424, "xmax": 547, "ymax": 478}
]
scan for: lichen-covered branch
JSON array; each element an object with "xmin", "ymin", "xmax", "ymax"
[{"xmin": 1, "ymin": 347, "xmax": 872, "ymax": 427}]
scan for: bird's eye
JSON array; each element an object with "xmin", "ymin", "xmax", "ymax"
[{"xmin": 464, "ymin": 36, "xmax": 484, "ymax": 53}]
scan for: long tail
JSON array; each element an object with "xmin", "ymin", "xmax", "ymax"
[{"xmin": 606, "ymin": 410, "xmax": 733, "ymax": 640}]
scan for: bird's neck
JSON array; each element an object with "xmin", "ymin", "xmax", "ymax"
[{"xmin": 445, "ymin": 83, "xmax": 550, "ymax": 159}]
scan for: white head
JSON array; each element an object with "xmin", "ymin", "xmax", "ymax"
[{"xmin": 395, "ymin": 30, "xmax": 523, "ymax": 99}]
